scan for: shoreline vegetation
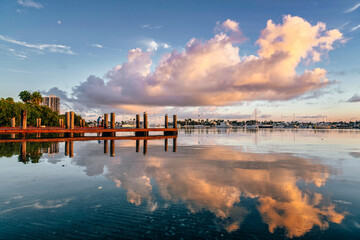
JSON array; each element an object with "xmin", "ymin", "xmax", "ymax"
[{"xmin": 0, "ymin": 91, "xmax": 84, "ymax": 127}]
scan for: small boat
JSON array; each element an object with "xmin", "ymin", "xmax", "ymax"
[
  {"xmin": 216, "ymin": 122, "xmax": 232, "ymax": 128},
  {"xmin": 259, "ymin": 124, "xmax": 273, "ymax": 128}
]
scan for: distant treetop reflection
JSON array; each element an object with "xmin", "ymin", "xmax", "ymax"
[{"xmin": 69, "ymin": 142, "xmax": 345, "ymax": 238}]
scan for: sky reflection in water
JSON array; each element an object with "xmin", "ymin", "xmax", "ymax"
[{"xmin": 0, "ymin": 129, "xmax": 360, "ymax": 239}]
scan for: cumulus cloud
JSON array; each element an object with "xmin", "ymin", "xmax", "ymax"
[
  {"xmin": 144, "ymin": 39, "xmax": 170, "ymax": 51},
  {"xmin": 347, "ymin": 94, "xmax": 360, "ymax": 102},
  {"xmin": 17, "ymin": 0, "xmax": 43, "ymax": 9},
  {"xmin": 0, "ymin": 35, "xmax": 75, "ymax": 55},
  {"xmin": 52, "ymin": 15, "xmax": 344, "ymax": 111}
]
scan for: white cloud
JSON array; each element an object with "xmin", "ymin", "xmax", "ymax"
[
  {"xmin": 0, "ymin": 34, "xmax": 75, "ymax": 55},
  {"xmin": 57, "ymin": 20, "xmax": 62, "ymax": 24},
  {"xmin": 17, "ymin": 0, "xmax": 43, "ymax": 9},
  {"xmin": 141, "ymin": 24, "xmax": 162, "ymax": 29},
  {"xmin": 144, "ymin": 39, "xmax": 170, "ymax": 51},
  {"xmin": 344, "ymin": 2, "xmax": 360, "ymax": 13},
  {"xmin": 350, "ymin": 24, "xmax": 360, "ymax": 32},
  {"xmin": 90, "ymin": 43, "xmax": 104, "ymax": 48}
]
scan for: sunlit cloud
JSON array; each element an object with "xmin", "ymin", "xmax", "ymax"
[
  {"xmin": 0, "ymin": 35, "xmax": 75, "ymax": 55},
  {"xmin": 48, "ymin": 15, "xmax": 344, "ymax": 112},
  {"xmin": 17, "ymin": 0, "xmax": 43, "ymax": 9},
  {"xmin": 144, "ymin": 39, "xmax": 170, "ymax": 51}
]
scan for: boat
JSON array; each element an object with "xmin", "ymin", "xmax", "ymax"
[
  {"xmin": 259, "ymin": 124, "xmax": 273, "ymax": 128},
  {"xmin": 216, "ymin": 121, "xmax": 232, "ymax": 128}
]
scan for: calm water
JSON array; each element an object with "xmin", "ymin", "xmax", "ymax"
[{"xmin": 1, "ymin": 129, "xmax": 360, "ymax": 239}]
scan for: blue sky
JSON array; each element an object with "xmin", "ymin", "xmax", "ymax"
[{"xmin": 0, "ymin": 0, "xmax": 359, "ymax": 121}]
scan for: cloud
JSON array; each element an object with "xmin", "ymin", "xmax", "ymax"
[
  {"xmin": 144, "ymin": 39, "xmax": 170, "ymax": 51},
  {"xmin": 350, "ymin": 24, "xmax": 360, "ymax": 32},
  {"xmin": 344, "ymin": 2, "xmax": 360, "ymax": 13},
  {"xmin": 90, "ymin": 43, "xmax": 104, "ymax": 48},
  {"xmin": 17, "ymin": 0, "xmax": 43, "ymax": 9},
  {"xmin": 57, "ymin": 20, "xmax": 62, "ymax": 24},
  {"xmin": 347, "ymin": 94, "xmax": 360, "ymax": 102},
  {"xmin": 0, "ymin": 35, "xmax": 75, "ymax": 55},
  {"xmin": 52, "ymin": 15, "xmax": 343, "ymax": 112},
  {"xmin": 141, "ymin": 24, "xmax": 162, "ymax": 29}
]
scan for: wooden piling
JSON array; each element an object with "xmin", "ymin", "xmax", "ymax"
[
  {"xmin": 173, "ymin": 115, "xmax": 177, "ymax": 129},
  {"xmin": 165, "ymin": 114, "xmax": 168, "ymax": 128},
  {"xmin": 136, "ymin": 140, "xmax": 140, "ymax": 152},
  {"xmin": 144, "ymin": 113, "xmax": 148, "ymax": 129},
  {"xmin": 165, "ymin": 138, "xmax": 168, "ymax": 152},
  {"xmin": 66, "ymin": 112, "xmax": 70, "ymax": 129},
  {"xmin": 104, "ymin": 140, "xmax": 108, "ymax": 154},
  {"xmin": 143, "ymin": 140, "xmax": 147, "ymax": 155},
  {"xmin": 11, "ymin": 117, "xmax": 15, "ymax": 128},
  {"xmin": 20, "ymin": 110, "xmax": 27, "ymax": 130},
  {"xmin": 69, "ymin": 141, "xmax": 74, "ymax": 158},
  {"xmin": 36, "ymin": 118, "xmax": 41, "ymax": 127},
  {"xmin": 136, "ymin": 114, "xmax": 140, "ymax": 128},
  {"xmin": 20, "ymin": 141, "xmax": 27, "ymax": 161},
  {"xmin": 110, "ymin": 113, "xmax": 115, "ymax": 129},
  {"xmin": 110, "ymin": 140, "xmax": 115, "ymax": 157},
  {"xmin": 104, "ymin": 114, "xmax": 109, "ymax": 129},
  {"xmin": 65, "ymin": 141, "xmax": 69, "ymax": 156},
  {"xmin": 70, "ymin": 111, "xmax": 75, "ymax": 130},
  {"xmin": 173, "ymin": 138, "xmax": 177, "ymax": 152}
]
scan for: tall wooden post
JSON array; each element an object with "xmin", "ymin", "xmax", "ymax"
[
  {"xmin": 173, "ymin": 138, "xmax": 177, "ymax": 152},
  {"xmin": 110, "ymin": 113, "xmax": 115, "ymax": 129},
  {"xmin": 104, "ymin": 114, "xmax": 109, "ymax": 129},
  {"xmin": 66, "ymin": 112, "xmax": 70, "ymax": 129},
  {"xmin": 143, "ymin": 140, "xmax": 147, "ymax": 155},
  {"xmin": 136, "ymin": 114, "xmax": 140, "ymax": 128},
  {"xmin": 11, "ymin": 117, "xmax": 15, "ymax": 128},
  {"xmin": 59, "ymin": 119, "xmax": 62, "ymax": 127},
  {"xmin": 36, "ymin": 118, "xmax": 41, "ymax": 127},
  {"xmin": 136, "ymin": 140, "xmax": 140, "ymax": 152},
  {"xmin": 173, "ymin": 115, "xmax": 177, "ymax": 128},
  {"xmin": 20, "ymin": 142, "xmax": 27, "ymax": 162},
  {"xmin": 69, "ymin": 141, "xmax": 74, "ymax": 158},
  {"xmin": 110, "ymin": 140, "xmax": 115, "ymax": 157},
  {"xmin": 65, "ymin": 141, "xmax": 69, "ymax": 156},
  {"xmin": 70, "ymin": 111, "xmax": 75, "ymax": 129},
  {"xmin": 104, "ymin": 140, "xmax": 108, "ymax": 154},
  {"xmin": 144, "ymin": 113, "xmax": 148, "ymax": 136},
  {"xmin": 165, "ymin": 114, "xmax": 168, "ymax": 128},
  {"xmin": 164, "ymin": 139, "xmax": 168, "ymax": 152},
  {"xmin": 20, "ymin": 110, "xmax": 27, "ymax": 130}
]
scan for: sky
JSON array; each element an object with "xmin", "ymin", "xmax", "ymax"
[{"xmin": 0, "ymin": 0, "xmax": 359, "ymax": 122}]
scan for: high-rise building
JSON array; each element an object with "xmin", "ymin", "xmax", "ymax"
[{"xmin": 43, "ymin": 95, "xmax": 60, "ymax": 114}]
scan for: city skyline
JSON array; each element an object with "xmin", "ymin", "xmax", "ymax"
[{"xmin": 0, "ymin": 0, "xmax": 359, "ymax": 121}]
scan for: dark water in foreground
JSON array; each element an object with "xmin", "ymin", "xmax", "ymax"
[{"xmin": 0, "ymin": 129, "xmax": 360, "ymax": 239}]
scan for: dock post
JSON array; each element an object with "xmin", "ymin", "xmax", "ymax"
[
  {"xmin": 11, "ymin": 117, "xmax": 15, "ymax": 128},
  {"xmin": 59, "ymin": 119, "xmax": 62, "ymax": 127},
  {"xmin": 173, "ymin": 138, "xmax": 177, "ymax": 152},
  {"xmin": 110, "ymin": 140, "xmax": 115, "ymax": 157},
  {"xmin": 36, "ymin": 118, "xmax": 41, "ymax": 127},
  {"xmin": 144, "ymin": 112, "xmax": 148, "ymax": 136},
  {"xmin": 104, "ymin": 114, "xmax": 109, "ymax": 129},
  {"xmin": 164, "ymin": 139, "xmax": 168, "ymax": 152},
  {"xmin": 66, "ymin": 112, "xmax": 70, "ymax": 129},
  {"xmin": 70, "ymin": 111, "xmax": 75, "ymax": 129},
  {"xmin": 20, "ymin": 110, "xmax": 27, "ymax": 130},
  {"xmin": 170, "ymin": 115, "xmax": 177, "ymax": 136},
  {"xmin": 20, "ymin": 142, "xmax": 27, "ymax": 162},
  {"xmin": 110, "ymin": 113, "xmax": 115, "ymax": 136},
  {"xmin": 69, "ymin": 141, "xmax": 74, "ymax": 158},
  {"xmin": 135, "ymin": 114, "xmax": 141, "ymax": 137},
  {"xmin": 104, "ymin": 140, "xmax": 108, "ymax": 154},
  {"xmin": 164, "ymin": 114, "xmax": 169, "ymax": 136},
  {"xmin": 65, "ymin": 141, "xmax": 69, "ymax": 156},
  {"xmin": 136, "ymin": 140, "xmax": 140, "ymax": 152},
  {"xmin": 143, "ymin": 140, "xmax": 147, "ymax": 155}
]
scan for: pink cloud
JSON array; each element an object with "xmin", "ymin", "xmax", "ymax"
[{"xmin": 64, "ymin": 15, "xmax": 343, "ymax": 111}]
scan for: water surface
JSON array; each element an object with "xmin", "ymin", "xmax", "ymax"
[{"xmin": 0, "ymin": 129, "xmax": 359, "ymax": 239}]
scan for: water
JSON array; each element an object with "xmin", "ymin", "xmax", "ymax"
[{"xmin": 0, "ymin": 129, "xmax": 360, "ymax": 239}]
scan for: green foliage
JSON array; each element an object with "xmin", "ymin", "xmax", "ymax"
[
  {"xmin": 19, "ymin": 91, "xmax": 31, "ymax": 103},
  {"xmin": 30, "ymin": 91, "xmax": 43, "ymax": 105},
  {"xmin": 0, "ymin": 98, "xmax": 59, "ymax": 127}
]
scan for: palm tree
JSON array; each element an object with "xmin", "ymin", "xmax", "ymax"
[
  {"xmin": 19, "ymin": 91, "xmax": 31, "ymax": 103},
  {"xmin": 30, "ymin": 91, "xmax": 43, "ymax": 105}
]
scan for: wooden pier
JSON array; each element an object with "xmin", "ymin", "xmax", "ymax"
[{"xmin": 0, "ymin": 111, "xmax": 178, "ymax": 137}]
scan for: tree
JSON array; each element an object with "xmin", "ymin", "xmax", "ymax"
[
  {"xmin": 19, "ymin": 91, "xmax": 31, "ymax": 103},
  {"xmin": 30, "ymin": 91, "xmax": 43, "ymax": 105}
]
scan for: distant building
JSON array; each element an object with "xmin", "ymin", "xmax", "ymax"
[{"xmin": 43, "ymin": 95, "xmax": 60, "ymax": 114}]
